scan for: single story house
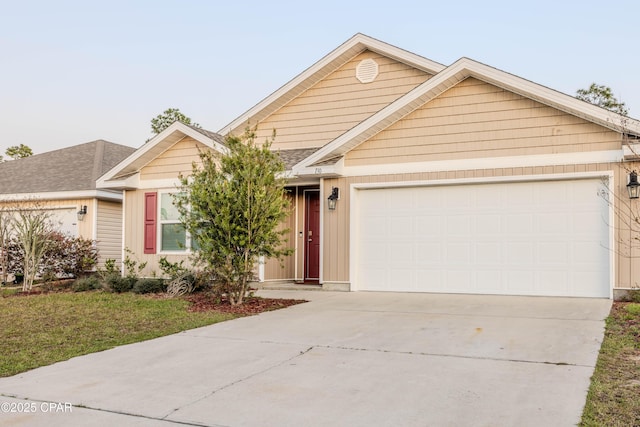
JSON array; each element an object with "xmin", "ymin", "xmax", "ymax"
[
  {"xmin": 0, "ymin": 140, "xmax": 136, "ymax": 266},
  {"xmin": 98, "ymin": 33, "xmax": 640, "ymax": 299}
]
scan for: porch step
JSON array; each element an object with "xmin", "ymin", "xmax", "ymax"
[{"xmin": 255, "ymin": 283, "xmax": 323, "ymax": 291}]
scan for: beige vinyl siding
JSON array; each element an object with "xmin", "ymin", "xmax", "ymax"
[
  {"xmin": 96, "ymin": 200, "xmax": 123, "ymax": 266},
  {"xmin": 263, "ymin": 191, "xmax": 297, "ymax": 281},
  {"xmin": 613, "ymin": 161, "xmax": 640, "ymax": 289},
  {"xmin": 140, "ymin": 137, "xmax": 208, "ymax": 181},
  {"xmin": 321, "ymin": 162, "xmax": 638, "ymax": 290},
  {"xmin": 123, "ymin": 189, "xmax": 190, "ymax": 276},
  {"xmin": 257, "ymin": 50, "xmax": 432, "ymax": 151},
  {"xmin": 346, "ymin": 78, "xmax": 620, "ymax": 166}
]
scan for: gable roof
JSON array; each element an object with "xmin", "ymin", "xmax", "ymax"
[
  {"xmin": 219, "ymin": 33, "xmax": 446, "ymax": 136},
  {"xmin": 0, "ymin": 140, "xmax": 135, "ymax": 196},
  {"xmin": 97, "ymin": 121, "xmax": 226, "ymax": 189},
  {"xmin": 293, "ymin": 56, "xmax": 640, "ymax": 171}
]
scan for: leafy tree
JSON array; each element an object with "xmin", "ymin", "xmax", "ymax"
[
  {"xmin": 150, "ymin": 108, "xmax": 200, "ymax": 135},
  {"xmin": 576, "ymin": 83, "xmax": 628, "ymax": 116},
  {"xmin": 175, "ymin": 128, "xmax": 293, "ymax": 305},
  {"xmin": 5, "ymin": 144, "xmax": 33, "ymax": 160}
]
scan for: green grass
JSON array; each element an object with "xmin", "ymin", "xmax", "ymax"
[
  {"xmin": 581, "ymin": 302, "xmax": 640, "ymax": 426},
  {"xmin": 0, "ymin": 291, "xmax": 236, "ymax": 377}
]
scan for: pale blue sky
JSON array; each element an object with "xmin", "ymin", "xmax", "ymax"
[{"xmin": 1, "ymin": 0, "xmax": 639, "ymax": 154}]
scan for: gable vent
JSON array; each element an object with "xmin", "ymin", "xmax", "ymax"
[{"xmin": 356, "ymin": 58, "xmax": 379, "ymax": 83}]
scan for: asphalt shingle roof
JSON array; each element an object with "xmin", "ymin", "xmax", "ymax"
[
  {"xmin": 0, "ymin": 140, "xmax": 136, "ymax": 195},
  {"xmin": 185, "ymin": 124, "xmax": 226, "ymax": 145},
  {"xmin": 276, "ymin": 148, "xmax": 321, "ymax": 169}
]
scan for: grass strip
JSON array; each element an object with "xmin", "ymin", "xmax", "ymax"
[{"xmin": 581, "ymin": 302, "xmax": 640, "ymax": 426}]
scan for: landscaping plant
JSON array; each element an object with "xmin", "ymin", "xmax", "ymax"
[{"xmin": 175, "ymin": 128, "xmax": 293, "ymax": 305}]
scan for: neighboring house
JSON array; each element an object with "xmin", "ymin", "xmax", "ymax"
[
  {"xmin": 98, "ymin": 33, "xmax": 640, "ymax": 299},
  {"xmin": 0, "ymin": 140, "xmax": 136, "ymax": 266}
]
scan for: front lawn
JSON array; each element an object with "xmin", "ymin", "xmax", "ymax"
[
  {"xmin": 0, "ymin": 291, "xmax": 238, "ymax": 377},
  {"xmin": 581, "ymin": 302, "xmax": 640, "ymax": 426}
]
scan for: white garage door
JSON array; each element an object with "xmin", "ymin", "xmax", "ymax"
[
  {"xmin": 48, "ymin": 208, "xmax": 79, "ymax": 237},
  {"xmin": 354, "ymin": 179, "xmax": 610, "ymax": 298}
]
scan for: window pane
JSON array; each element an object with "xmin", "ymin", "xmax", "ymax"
[
  {"xmin": 191, "ymin": 230, "xmax": 201, "ymax": 251},
  {"xmin": 160, "ymin": 193, "xmax": 181, "ymax": 221},
  {"xmin": 161, "ymin": 224, "xmax": 186, "ymax": 251}
]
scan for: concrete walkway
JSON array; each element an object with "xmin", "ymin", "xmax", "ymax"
[{"xmin": 0, "ymin": 291, "xmax": 611, "ymax": 427}]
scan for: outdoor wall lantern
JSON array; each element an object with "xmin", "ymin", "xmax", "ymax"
[
  {"xmin": 327, "ymin": 187, "xmax": 339, "ymax": 210},
  {"xmin": 628, "ymin": 171, "xmax": 640, "ymax": 199},
  {"xmin": 77, "ymin": 205, "xmax": 87, "ymax": 221}
]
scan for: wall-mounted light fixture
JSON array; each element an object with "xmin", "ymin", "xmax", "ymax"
[
  {"xmin": 628, "ymin": 171, "xmax": 640, "ymax": 199},
  {"xmin": 327, "ymin": 187, "xmax": 339, "ymax": 210},
  {"xmin": 77, "ymin": 205, "xmax": 87, "ymax": 221}
]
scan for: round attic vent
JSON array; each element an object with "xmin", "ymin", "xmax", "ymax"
[{"xmin": 356, "ymin": 58, "xmax": 379, "ymax": 83}]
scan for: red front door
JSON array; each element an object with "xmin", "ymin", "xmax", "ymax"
[{"xmin": 304, "ymin": 190, "xmax": 320, "ymax": 281}]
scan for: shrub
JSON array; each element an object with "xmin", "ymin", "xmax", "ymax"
[
  {"xmin": 72, "ymin": 276, "xmax": 102, "ymax": 292},
  {"xmin": 132, "ymin": 278, "xmax": 166, "ymax": 294},
  {"xmin": 41, "ymin": 232, "xmax": 98, "ymax": 279},
  {"xmin": 123, "ymin": 248, "xmax": 147, "ymax": 278},
  {"xmin": 107, "ymin": 276, "xmax": 136, "ymax": 293}
]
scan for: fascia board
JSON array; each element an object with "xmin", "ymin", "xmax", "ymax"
[
  {"xmin": 0, "ymin": 190, "xmax": 123, "ymax": 202},
  {"xmin": 359, "ymin": 34, "xmax": 445, "ymax": 74},
  {"xmin": 97, "ymin": 122, "xmax": 225, "ymax": 188},
  {"xmin": 98, "ymin": 121, "xmax": 184, "ymax": 184}
]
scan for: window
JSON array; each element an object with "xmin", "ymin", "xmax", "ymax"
[
  {"xmin": 158, "ymin": 191, "xmax": 199, "ymax": 253},
  {"xmin": 159, "ymin": 192, "xmax": 186, "ymax": 252}
]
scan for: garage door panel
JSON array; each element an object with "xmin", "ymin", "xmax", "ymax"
[
  {"xmin": 538, "ymin": 271, "xmax": 569, "ymax": 294},
  {"xmin": 504, "ymin": 213, "xmax": 533, "ymax": 234},
  {"xmin": 390, "ymin": 243, "xmax": 412, "ymax": 265},
  {"xmin": 355, "ymin": 178, "xmax": 610, "ymax": 298},
  {"xmin": 538, "ymin": 242, "xmax": 569, "ymax": 264},
  {"xmin": 475, "ymin": 242, "xmax": 501, "ymax": 264},
  {"xmin": 506, "ymin": 271, "xmax": 535, "ymax": 292},
  {"xmin": 476, "ymin": 270, "xmax": 503, "ymax": 292},
  {"xmin": 476, "ymin": 215, "xmax": 501, "ymax": 234},
  {"xmin": 416, "ymin": 243, "xmax": 442, "ymax": 264},
  {"xmin": 447, "ymin": 270, "xmax": 472, "ymax": 291},
  {"xmin": 415, "ymin": 216, "xmax": 442, "ymax": 234},
  {"xmin": 505, "ymin": 242, "xmax": 535, "ymax": 265},
  {"xmin": 573, "ymin": 242, "xmax": 606, "ymax": 265}
]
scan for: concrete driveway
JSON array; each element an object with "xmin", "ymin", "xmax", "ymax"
[{"xmin": 0, "ymin": 290, "xmax": 610, "ymax": 427}]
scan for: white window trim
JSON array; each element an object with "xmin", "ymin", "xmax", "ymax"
[{"xmin": 157, "ymin": 190, "xmax": 194, "ymax": 255}]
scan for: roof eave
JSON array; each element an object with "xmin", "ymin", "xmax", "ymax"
[
  {"xmin": 0, "ymin": 190, "xmax": 124, "ymax": 202},
  {"xmin": 97, "ymin": 122, "xmax": 227, "ymax": 188}
]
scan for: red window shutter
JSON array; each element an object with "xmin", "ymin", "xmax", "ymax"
[{"xmin": 144, "ymin": 192, "xmax": 157, "ymax": 254}]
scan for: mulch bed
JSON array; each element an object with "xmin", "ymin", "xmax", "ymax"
[
  {"xmin": 183, "ymin": 292, "xmax": 307, "ymax": 315},
  {"xmin": 3, "ymin": 284, "xmax": 308, "ymax": 316}
]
